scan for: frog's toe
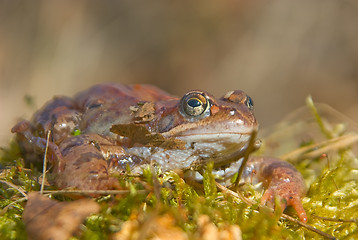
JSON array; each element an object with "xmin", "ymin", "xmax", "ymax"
[
  {"xmin": 261, "ymin": 185, "xmax": 307, "ymax": 223},
  {"xmin": 287, "ymin": 195, "xmax": 307, "ymax": 223},
  {"xmin": 260, "ymin": 188, "xmax": 288, "ymax": 214},
  {"xmin": 260, "ymin": 188, "xmax": 275, "ymax": 208}
]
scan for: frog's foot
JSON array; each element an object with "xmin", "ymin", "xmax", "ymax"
[
  {"xmin": 247, "ymin": 156, "xmax": 307, "ymax": 222},
  {"xmin": 260, "ymin": 182, "xmax": 307, "ymax": 223},
  {"xmin": 12, "ymin": 120, "xmax": 64, "ymax": 167}
]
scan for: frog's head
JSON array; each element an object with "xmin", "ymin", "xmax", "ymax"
[
  {"xmin": 157, "ymin": 90, "xmax": 258, "ymax": 155},
  {"xmin": 124, "ymin": 89, "xmax": 259, "ymax": 171}
]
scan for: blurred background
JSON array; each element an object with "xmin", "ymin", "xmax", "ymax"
[{"xmin": 1, "ymin": 0, "xmax": 358, "ymax": 147}]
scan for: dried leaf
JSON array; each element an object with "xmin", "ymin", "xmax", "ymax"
[
  {"xmin": 196, "ymin": 215, "xmax": 242, "ymax": 240},
  {"xmin": 23, "ymin": 192, "xmax": 100, "ymax": 240},
  {"xmin": 112, "ymin": 213, "xmax": 188, "ymax": 240}
]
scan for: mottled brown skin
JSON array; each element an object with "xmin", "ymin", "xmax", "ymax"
[
  {"xmin": 54, "ymin": 134, "xmax": 126, "ymax": 190},
  {"xmin": 12, "ymin": 83, "xmax": 307, "ymax": 222}
]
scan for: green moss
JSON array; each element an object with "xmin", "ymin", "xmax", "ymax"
[
  {"xmin": 0, "ymin": 167, "xmax": 27, "ymax": 240},
  {"xmin": 0, "ymin": 213, "xmax": 27, "ymax": 240}
]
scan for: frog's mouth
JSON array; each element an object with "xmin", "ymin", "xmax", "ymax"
[
  {"xmin": 123, "ymin": 120, "xmax": 258, "ymax": 173},
  {"xmin": 125, "ymin": 129, "xmax": 260, "ymax": 174},
  {"xmin": 161, "ymin": 119, "xmax": 257, "ymax": 144},
  {"xmin": 185, "ymin": 133, "xmax": 261, "ymax": 171},
  {"xmin": 160, "ymin": 120, "xmax": 258, "ymax": 168},
  {"xmin": 175, "ymin": 132, "xmax": 251, "ymax": 145}
]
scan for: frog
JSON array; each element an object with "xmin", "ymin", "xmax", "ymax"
[{"xmin": 12, "ymin": 83, "xmax": 307, "ymax": 222}]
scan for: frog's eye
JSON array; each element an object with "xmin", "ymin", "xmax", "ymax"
[
  {"xmin": 245, "ymin": 96, "xmax": 254, "ymax": 109},
  {"xmin": 180, "ymin": 91, "xmax": 210, "ymax": 117},
  {"xmin": 223, "ymin": 90, "xmax": 254, "ymax": 110}
]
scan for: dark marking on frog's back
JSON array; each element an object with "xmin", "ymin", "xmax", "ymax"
[
  {"xmin": 61, "ymin": 138, "xmax": 87, "ymax": 156},
  {"xmin": 73, "ymin": 152, "xmax": 104, "ymax": 168}
]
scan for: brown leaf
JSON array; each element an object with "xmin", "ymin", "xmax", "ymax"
[
  {"xmin": 196, "ymin": 215, "xmax": 242, "ymax": 240},
  {"xmin": 112, "ymin": 213, "xmax": 188, "ymax": 240},
  {"xmin": 23, "ymin": 192, "xmax": 100, "ymax": 240}
]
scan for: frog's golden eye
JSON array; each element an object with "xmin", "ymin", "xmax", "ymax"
[{"xmin": 180, "ymin": 91, "xmax": 210, "ymax": 117}]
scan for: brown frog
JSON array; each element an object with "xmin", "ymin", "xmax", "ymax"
[{"xmin": 12, "ymin": 83, "xmax": 307, "ymax": 222}]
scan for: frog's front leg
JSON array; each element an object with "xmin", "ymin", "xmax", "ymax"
[
  {"xmin": 11, "ymin": 120, "xmax": 64, "ymax": 167},
  {"xmin": 12, "ymin": 96, "xmax": 82, "ymax": 166},
  {"xmin": 54, "ymin": 134, "xmax": 146, "ymax": 191},
  {"xmin": 244, "ymin": 156, "xmax": 307, "ymax": 223}
]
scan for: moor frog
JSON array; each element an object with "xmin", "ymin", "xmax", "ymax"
[{"xmin": 12, "ymin": 83, "xmax": 307, "ymax": 222}]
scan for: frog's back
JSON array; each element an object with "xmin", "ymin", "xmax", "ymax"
[
  {"xmin": 75, "ymin": 83, "xmax": 174, "ymax": 109},
  {"xmin": 75, "ymin": 83, "xmax": 175, "ymax": 136}
]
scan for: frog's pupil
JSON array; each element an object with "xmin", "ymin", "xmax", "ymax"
[{"xmin": 187, "ymin": 98, "xmax": 201, "ymax": 108}]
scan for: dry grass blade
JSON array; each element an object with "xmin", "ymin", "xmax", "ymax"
[
  {"xmin": 280, "ymin": 133, "xmax": 358, "ymax": 161},
  {"xmin": 306, "ymin": 96, "xmax": 333, "ymax": 139},
  {"xmin": 42, "ymin": 189, "xmax": 147, "ymax": 195},
  {"xmin": 311, "ymin": 214, "xmax": 358, "ymax": 223},
  {"xmin": 0, "ymin": 197, "xmax": 28, "ymax": 216},
  {"xmin": 234, "ymin": 129, "xmax": 258, "ymax": 188},
  {"xmin": 0, "ymin": 179, "xmax": 28, "ymax": 199},
  {"xmin": 40, "ymin": 130, "xmax": 51, "ymax": 194},
  {"xmin": 0, "ymin": 179, "xmax": 28, "ymax": 215}
]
